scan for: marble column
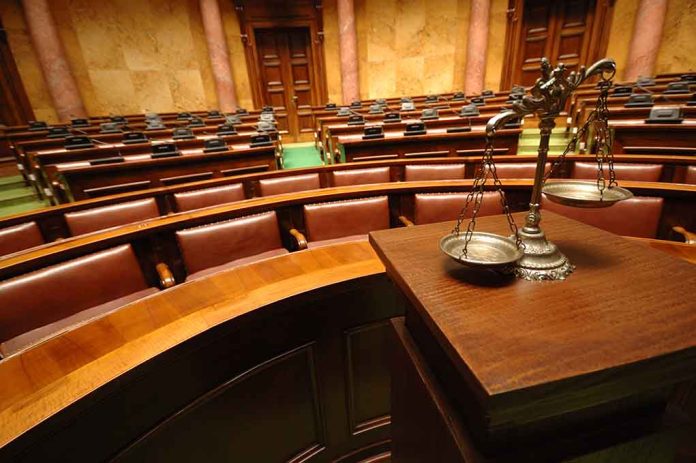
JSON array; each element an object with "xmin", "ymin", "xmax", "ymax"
[
  {"xmin": 624, "ymin": 0, "xmax": 668, "ymax": 81},
  {"xmin": 22, "ymin": 0, "xmax": 86, "ymax": 121},
  {"xmin": 337, "ymin": 0, "xmax": 359, "ymax": 103},
  {"xmin": 464, "ymin": 0, "xmax": 490, "ymax": 95},
  {"xmin": 200, "ymin": 0, "xmax": 238, "ymax": 112}
]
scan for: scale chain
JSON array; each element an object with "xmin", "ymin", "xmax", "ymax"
[{"xmin": 452, "ymin": 138, "xmax": 522, "ymax": 257}]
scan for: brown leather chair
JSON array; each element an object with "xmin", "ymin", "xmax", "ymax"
[
  {"xmin": 258, "ymin": 173, "xmax": 321, "ymax": 196},
  {"xmin": 176, "ymin": 211, "xmax": 288, "ymax": 280},
  {"xmin": 65, "ymin": 198, "xmax": 160, "ymax": 236},
  {"xmin": 572, "ymin": 162, "xmax": 663, "ymax": 182},
  {"xmin": 493, "ymin": 162, "xmax": 550, "ymax": 178},
  {"xmin": 541, "ymin": 195, "xmax": 664, "ymax": 238},
  {"xmin": 174, "ymin": 183, "xmax": 245, "ymax": 212},
  {"xmin": 0, "ymin": 244, "xmax": 158, "ymax": 357},
  {"xmin": 0, "ymin": 222, "xmax": 44, "ymax": 257},
  {"xmin": 331, "ymin": 167, "xmax": 390, "ymax": 186},
  {"xmin": 683, "ymin": 166, "xmax": 696, "ymax": 185},
  {"xmin": 404, "ymin": 164, "xmax": 465, "ymax": 181},
  {"xmin": 408, "ymin": 192, "xmax": 504, "ymax": 225},
  {"xmin": 303, "ymin": 196, "xmax": 390, "ymax": 248}
]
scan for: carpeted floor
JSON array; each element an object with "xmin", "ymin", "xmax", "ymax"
[{"xmin": 282, "ymin": 142, "xmax": 324, "ymax": 169}]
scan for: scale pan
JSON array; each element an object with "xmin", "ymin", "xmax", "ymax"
[
  {"xmin": 542, "ymin": 181, "xmax": 633, "ymax": 208},
  {"xmin": 440, "ymin": 232, "xmax": 523, "ymax": 269}
]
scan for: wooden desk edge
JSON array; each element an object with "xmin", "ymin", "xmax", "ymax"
[{"xmin": 0, "ymin": 241, "xmax": 385, "ymax": 448}]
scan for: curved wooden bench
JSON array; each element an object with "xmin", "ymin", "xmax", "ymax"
[{"xmin": 0, "ymin": 241, "xmax": 396, "ymax": 461}]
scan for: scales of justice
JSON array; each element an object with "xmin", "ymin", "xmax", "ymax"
[{"xmin": 440, "ymin": 57, "xmax": 633, "ymax": 281}]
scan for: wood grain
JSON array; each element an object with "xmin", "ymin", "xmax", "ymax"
[
  {"xmin": 0, "ymin": 241, "xmax": 384, "ymax": 449},
  {"xmin": 369, "ymin": 212, "xmax": 696, "ymax": 433}
]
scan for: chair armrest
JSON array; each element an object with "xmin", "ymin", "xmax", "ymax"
[
  {"xmin": 289, "ymin": 228, "xmax": 308, "ymax": 250},
  {"xmin": 156, "ymin": 262, "xmax": 176, "ymax": 288},
  {"xmin": 672, "ymin": 226, "xmax": 696, "ymax": 244},
  {"xmin": 398, "ymin": 215, "xmax": 415, "ymax": 227}
]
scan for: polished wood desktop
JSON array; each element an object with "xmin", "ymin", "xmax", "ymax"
[{"xmin": 370, "ymin": 213, "xmax": 696, "ymax": 461}]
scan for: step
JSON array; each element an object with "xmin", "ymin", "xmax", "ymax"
[
  {"xmin": 0, "ymin": 187, "xmax": 39, "ymax": 208},
  {"xmin": 0, "ymin": 200, "xmax": 49, "ymax": 218},
  {"xmin": 0, "ymin": 175, "xmax": 26, "ymax": 192}
]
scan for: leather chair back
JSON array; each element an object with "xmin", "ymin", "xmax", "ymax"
[
  {"xmin": 0, "ymin": 244, "xmax": 156, "ymax": 356},
  {"xmin": 304, "ymin": 196, "xmax": 389, "ymax": 245},
  {"xmin": 174, "ymin": 183, "xmax": 245, "ymax": 212},
  {"xmin": 572, "ymin": 162, "xmax": 663, "ymax": 182},
  {"xmin": 176, "ymin": 211, "xmax": 287, "ymax": 279},
  {"xmin": 492, "ymin": 163, "xmax": 549, "ymax": 178},
  {"xmin": 65, "ymin": 198, "xmax": 160, "ymax": 236},
  {"xmin": 331, "ymin": 167, "xmax": 390, "ymax": 186},
  {"xmin": 541, "ymin": 195, "xmax": 664, "ymax": 238},
  {"xmin": 0, "ymin": 222, "xmax": 44, "ymax": 257},
  {"xmin": 683, "ymin": 165, "xmax": 696, "ymax": 184},
  {"xmin": 413, "ymin": 192, "xmax": 503, "ymax": 225},
  {"xmin": 258, "ymin": 173, "xmax": 320, "ymax": 196},
  {"xmin": 404, "ymin": 164, "xmax": 465, "ymax": 181}
]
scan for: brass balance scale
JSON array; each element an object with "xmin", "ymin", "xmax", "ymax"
[{"xmin": 440, "ymin": 57, "xmax": 633, "ymax": 281}]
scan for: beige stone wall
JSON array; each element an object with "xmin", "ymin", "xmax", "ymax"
[{"xmin": 4, "ymin": 0, "xmax": 696, "ymax": 122}]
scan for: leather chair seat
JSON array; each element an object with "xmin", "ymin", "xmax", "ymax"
[
  {"xmin": 541, "ymin": 195, "xmax": 664, "ymax": 238},
  {"xmin": 304, "ymin": 196, "xmax": 389, "ymax": 247},
  {"xmin": 65, "ymin": 198, "xmax": 160, "ymax": 236},
  {"xmin": 0, "ymin": 244, "xmax": 156, "ymax": 357},
  {"xmin": 174, "ymin": 183, "xmax": 245, "ymax": 211},
  {"xmin": 413, "ymin": 192, "xmax": 503, "ymax": 225},
  {"xmin": 572, "ymin": 162, "xmax": 663, "ymax": 182},
  {"xmin": 331, "ymin": 167, "xmax": 390, "ymax": 186},
  {"xmin": 0, "ymin": 222, "xmax": 44, "ymax": 257},
  {"xmin": 176, "ymin": 211, "xmax": 288, "ymax": 280},
  {"xmin": 404, "ymin": 164, "xmax": 465, "ymax": 181},
  {"xmin": 258, "ymin": 173, "xmax": 321, "ymax": 196}
]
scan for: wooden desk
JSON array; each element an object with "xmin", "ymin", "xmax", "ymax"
[
  {"xmin": 0, "ymin": 241, "xmax": 401, "ymax": 462},
  {"xmin": 370, "ymin": 213, "xmax": 696, "ymax": 461},
  {"xmin": 55, "ymin": 145, "xmax": 277, "ymax": 201},
  {"xmin": 337, "ymin": 127, "xmax": 521, "ymax": 162},
  {"xmin": 610, "ymin": 120, "xmax": 696, "ymax": 154}
]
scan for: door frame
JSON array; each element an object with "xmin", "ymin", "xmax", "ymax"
[
  {"xmin": 499, "ymin": 0, "xmax": 616, "ymax": 90},
  {"xmin": 234, "ymin": 0, "xmax": 328, "ymax": 110}
]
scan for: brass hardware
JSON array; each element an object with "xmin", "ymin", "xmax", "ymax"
[
  {"xmin": 156, "ymin": 263, "xmax": 176, "ymax": 289},
  {"xmin": 289, "ymin": 228, "xmax": 308, "ymax": 250}
]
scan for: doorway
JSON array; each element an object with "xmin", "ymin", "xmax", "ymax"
[
  {"xmin": 254, "ymin": 27, "xmax": 318, "ymax": 142},
  {"xmin": 501, "ymin": 0, "xmax": 614, "ymax": 89}
]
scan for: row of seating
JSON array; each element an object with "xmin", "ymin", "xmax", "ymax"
[
  {"xmin": 2, "ymin": 158, "xmax": 694, "ymax": 258},
  {"xmin": 2, "ymin": 177, "xmax": 690, "ymax": 358}
]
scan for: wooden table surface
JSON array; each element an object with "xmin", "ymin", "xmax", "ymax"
[{"xmin": 369, "ymin": 212, "xmax": 696, "ymax": 425}]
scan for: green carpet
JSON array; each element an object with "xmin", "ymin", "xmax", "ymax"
[
  {"xmin": 282, "ymin": 142, "xmax": 324, "ymax": 169},
  {"xmin": 0, "ymin": 175, "xmax": 49, "ymax": 218}
]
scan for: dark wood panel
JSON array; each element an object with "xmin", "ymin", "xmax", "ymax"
[
  {"xmin": 502, "ymin": 0, "xmax": 613, "ymax": 91},
  {"xmin": 0, "ymin": 17, "xmax": 34, "ymax": 127}
]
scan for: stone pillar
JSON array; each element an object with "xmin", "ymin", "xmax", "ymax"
[
  {"xmin": 199, "ymin": 0, "xmax": 238, "ymax": 112},
  {"xmin": 22, "ymin": 0, "xmax": 86, "ymax": 121},
  {"xmin": 464, "ymin": 0, "xmax": 490, "ymax": 95},
  {"xmin": 624, "ymin": 0, "xmax": 668, "ymax": 81},
  {"xmin": 337, "ymin": 0, "xmax": 359, "ymax": 103}
]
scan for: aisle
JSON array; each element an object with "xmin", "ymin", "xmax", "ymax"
[{"xmin": 282, "ymin": 142, "xmax": 324, "ymax": 169}]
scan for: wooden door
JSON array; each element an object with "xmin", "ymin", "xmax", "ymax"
[
  {"xmin": 501, "ymin": 0, "xmax": 614, "ymax": 89},
  {"xmin": 254, "ymin": 27, "xmax": 318, "ymax": 142}
]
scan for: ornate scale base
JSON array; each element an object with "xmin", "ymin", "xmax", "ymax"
[{"xmin": 511, "ymin": 226, "xmax": 575, "ymax": 281}]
